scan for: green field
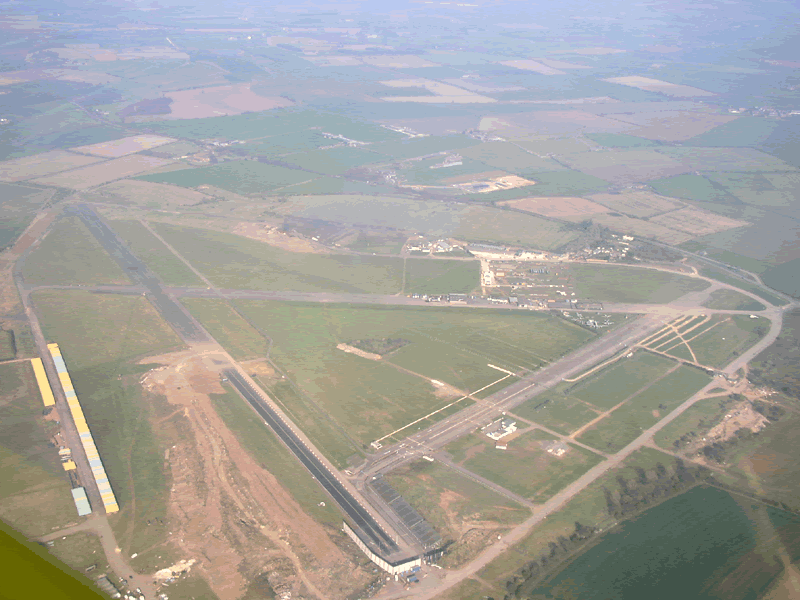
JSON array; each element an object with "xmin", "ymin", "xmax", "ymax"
[
  {"xmin": 228, "ymin": 301, "xmax": 595, "ymax": 466},
  {"xmin": 578, "ymin": 365, "xmax": 712, "ymax": 452},
  {"xmin": 22, "ymin": 216, "xmax": 130, "ymax": 286},
  {"xmin": 515, "ymin": 138, "xmax": 590, "ymax": 155},
  {"xmin": 32, "ymin": 290, "xmax": 184, "ymax": 562},
  {"xmin": 510, "ymin": 170, "xmax": 609, "ymax": 196},
  {"xmin": 386, "ymin": 460, "xmax": 530, "ymax": 567},
  {"xmin": 446, "ymin": 429, "xmax": 604, "ymax": 502},
  {"xmin": 681, "ymin": 315, "xmax": 770, "ymax": 369},
  {"xmin": 654, "ymin": 393, "xmax": 737, "ymax": 450},
  {"xmin": 705, "ymin": 172, "xmax": 797, "ymax": 207},
  {"xmin": 699, "ymin": 267, "xmax": 788, "ymax": 306},
  {"xmin": 278, "ymin": 146, "xmax": 386, "ymax": 175},
  {"xmin": 182, "ymin": 299, "xmax": 269, "ymax": 360},
  {"xmin": 0, "ymin": 329, "xmax": 14, "ymax": 360},
  {"xmin": 400, "ymin": 156, "xmax": 503, "ymax": 186},
  {"xmin": 657, "ymin": 147, "xmax": 797, "ymax": 172},
  {"xmin": 110, "ymin": 220, "xmax": 205, "ymax": 287},
  {"xmin": 586, "ymin": 133, "xmax": 660, "ymax": 148},
  {"xmin": 0, "ymin": 362, "xmax": 78, "ymax": 537},
  {"xmin": 371, "ymin": 135, "xmax": 481, "ymax": 159},
  {"xmin": 512, "ymin": 387, "xmax": 601, "ymax": 435},
  {"xmin": 0, "ymin": 183, "xmax": 52, "ymax": 251},
  {"xmin": 153, "ymin": 223, "xmax": 405, "ymax": 293},
  {"xmin": 649, "ymin": 174, "xmax": 735, "ymax": 203},
  {"xmin": 455, "ymin": 206, "xmax": 578, "ymax": 250},
  {"xmin": 570, "ymin": 264, "xmax": 709, "ymax": 303},
  {"xmin": 403, "ymin": 258, "xmax": 479, "ymax": 294},
  {"xmin": 684, "ymin": 117, "xmax": 781, "ymax": 147},
  {"xmin": 762, "ymin": 257, "xmax": 800, "ymax": 298},
  {"xmin": 701, "ymin": 289, "xmax": 766, "ymax": 311},
  {"xmin": 460, "ymin": 141, "xmax": 567, "ymax": 173},
  {"xmin": 136, "ymin": 161, "xmax": 314, "ymax": 195},
  {"xmin": 238, "ymin": 130, "xmax": 331, "ymax": 158}
]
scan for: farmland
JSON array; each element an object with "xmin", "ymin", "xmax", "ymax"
[
  {"xmin": 22, "ymin": 216, "xmax": 130, "ymax": 286},
  {"xmin": 0, "ymin": 150, "xmax": 103, "ymax": 182},
  {"xmin": 32, "ymin": 155, "xmax": 173, "ymax": 190},
  {"xmin": 569, "ymin": 264, "xmax": 709, "ymax": 303},
  {"xmin": 0, "ymin": 183, "xmax": 53, "ymax": 251},
  {"xmin": 558, "ymin": 149, "xmax": 687, "ymax": 184},
  {"xmin": 445, "ymin": 429, "xmax": 604, "ymax": 502},
  {"xmin": 228, "ymin": 301, "xmax": 596, "ymax": 465}
]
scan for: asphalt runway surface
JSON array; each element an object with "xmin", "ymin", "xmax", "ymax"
[
  {"xmin": 222, "ymin": 368, "xmax": 399, "ymax": 556},
  {"xmin": 68, "ymin": 205, "xmax": 208, "ymax": 343}
]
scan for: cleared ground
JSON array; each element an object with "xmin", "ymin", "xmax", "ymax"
[
  {"xmin": 604, "ymin": 76, "xmax": 714, "ymax": 97},
  {"xmin": 587, "ymin": 191, "xmax": 683, "ymax": 218},
  {"xmin": 163, "ymin": 83, "xmax": 294, "ymax": 119},
  {"xmin": 32, "ymin": 155, "xmax": 173, "ymax": 190},
  {"xmin": 386, "ymin": 460, "xmax": 530, "ymax": 567},
  {"xmin": 0, "ymin": 150, "xmax": 103, "ymax": 182},
  {"xmin": 71, "ymin": 135, "xmax": 175, "ymax": 158}
]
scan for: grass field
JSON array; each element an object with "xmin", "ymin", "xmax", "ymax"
[
  {"xmin": 230, "ymin": 301, "xmax": 595, "ymax": 466},
  {"xmin": 459, "ymin": 141, "xmax": 567, "ymax": 173},
  {"xmin": 32, "ymin": 290, "xmax": 184, "ymax": 557},
  {"xmin": 153, "ymin": 223, "xmax": 405, "ymax": 294},
  {"xmin": 403, "ymin": 258, "xmax": 479, "ymax": 294},
  {"xmin": 701, "ymin": 289, "xmax": 766, "ymax": 311},
  {"xmin": 278, "ymin": 146, "xmax": 385, "ymax": 175},
  {"xmin": 512, "ymin": 386, "xmax": 601, "ymax": 435},
  {"xmin": 578, "ymin": 365, "xmax": 712, "ymax": 452},
  {"xmin": 699, "ymin": 268, "xmax": 788, "ymax": 306},
  {"xmin": 515, "ymin": 138, "xmax": 591, "ymax": 155},
  {"xmin": 586, "ymin": 133, "xmax": 660, "ymax": 148},
  {"xmin": 455, "ymin": 206, "xmax": 578, "ymax": 250},
  {"xmin": 182, "ymin": 299, "xmax": 269, "ymax": 360},
  {"xmin": 22, "ymin": 216, "xmax": 130, "ymax": 286},
  {"xmin": 238, "ymin": 130, "xmax": 331, "ymax": 158},
  {"xmin": 657, "ymin": 147, "xmax": 797, "ymax": 172},
  {"xmin": 650, "ymin": 174, "xmax": 736, "ymax": 203},
  {"xmin": 568, "ymin": 351, "xmax": 679, "ymax": 409},
  {"xmin": 683, "ymin": 117, "xmax": 780, "ymax": 147},
  {"xmin": 371, "ymin": 135, "xmax": 480, "ymax": 159},
  {"xmin": 704, "ymin": 172, "xmax": 795, "ymax": 207},
  {"xmin": 110, "ymin": 220, "xmax": 205, "ymax": 287},
  {"xmin": 653, "ymin": 393, "xmax": 737, "ymax": 450},
  {"xmin": 511, "ymin": 170, "xmax": 609, "ymax": 196},
  {"xmin": 0, "ymin": 361, "xmax": 78, "ymax": 537},
  {"xmin": 48, "ymin": 532, "xmax": 112, "ymax": 577},
  {"xmin": 386, "ymin": 460, "xmax": 529, "ymax": 567},
  {"xmin": 136, "ymin": 161, "xmax": 314, "ymax": 195},
  {"xmin": 680, "ymin": 315, "xmax": 770, "ymax": 369},
  {"xmin": 570, "ymin": 264, "xmax": 709, "ymax": 303},
  {"xmin": 0, "ymin": 329, "xmax": 15, "ymax": 360},
  {"xmin": 446, "ymin": 429, "xmax": 604, "ymax": 502},
  {"xmin": 0, "ymin": 183, "xmax": 52, "ymax": 251}
]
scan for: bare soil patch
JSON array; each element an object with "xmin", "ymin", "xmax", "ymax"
[
  {"xmin": 141, "ymin": 348, "xmax": 371, "ymax": 600},
  {"xmin": 44, "ymin": 44, "xmax": 189, "ymax": 61},
  {"xmin": 650, "ymin": 207, "xmax": 748, "ymax": 236},
  {"xmin": 0, "ymin": 151, "xmax": 103, "ymax": 182},
  {"xmin": 231, "ymin": 222, "xmax": 327, "ymax": 254},
  {"xmin": 164, "ymin": 84, "xmax": 294, "ymax": 119},
  {"xmin": 95, "ymin": 180, "xmax": 212, "ymax": 207},
  {"xmin": 588, "ymin": 191, "xmax": 684, "ymax": 218},
  {"xmin": 604, "ymin": 76, "xmax": 715, "ymax": 97},
  {"xmin": 72, "ymin": 135, "xmax": 176, "ymax": 158},
  {"xmin": 31, "ymin": 155, "xmax": 173, "ymax": 190},
  {"xmin": 337, "ymin": 343, "xmax": 382, "ymax": 361},
  {"xmin": 500, "ymin": 196, "xmax": 609, "ymax": 218}
]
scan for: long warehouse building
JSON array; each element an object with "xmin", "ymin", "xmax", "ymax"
[
  {"xmin": 30, "ymin": 358, "xmax": 55, "ymax": 407},
  {"xmin": 47, "ymin": 343, "xmax": 119, "ymax": 514}
]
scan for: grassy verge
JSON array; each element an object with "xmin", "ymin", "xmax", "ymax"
[
  {"xmin": 110, "ymin": 220, "xmax": 205, "ymax": 287},
  {"xmin": 182, "ymin": 298, "xmax": 269, "ymax": 360}
]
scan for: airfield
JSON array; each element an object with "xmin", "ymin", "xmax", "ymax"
[{"xmin": 2, "ymin": 4, "xmax": 800, "ymax": 598}]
